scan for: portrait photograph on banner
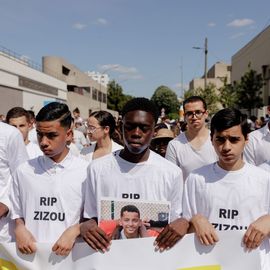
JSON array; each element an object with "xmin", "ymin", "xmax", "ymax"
[{"xmin": 99, "ymin": 197, "xmax": 170, "ymax": 240}]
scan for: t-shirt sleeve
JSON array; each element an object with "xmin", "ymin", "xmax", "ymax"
[
  {"xmin": 7, "ymin": 131, "xmax": 29, "ymax": 172},
  {"xmin": 0, "ymin": 130, "xmax": 28, "ymax": 207},
  {"xmin": 165, "ymin": 140, "xmax": 178, "ymax": 166},
  {"xmin": 182, "ymin": 174, "xmax": 197, "ymax": 221},
  {"xmin": 10, "ymin": 169, "xmax": 23, "ymax": 219},
  {"xmin": 83, "ymin": 165, "xmax": 98, "ymax": 220},
  {"xmin": 243, "ymin": 139, "xmax": 256, "ymax": 165},
  {"xmin": 169, "ymin": 168, "xmax": 184, "ymax": 221}
]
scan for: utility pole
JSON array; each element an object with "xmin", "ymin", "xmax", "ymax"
[
  {"xmin": 192, "ymin": 37, "xmax": 208, "ymax": 89},
  {"xmin": 204, "ymin": 37, "xmax": 208, "ymax": 90},
  {"xmin": 180, "ymin": 57, "xmax": 184, "ymax": 97}
]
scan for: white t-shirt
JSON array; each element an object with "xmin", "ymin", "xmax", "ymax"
[
  {"xmin": 68, "ymin": 142, "xmax": 80, "ymax": 157},
  {"xmin": 10, "ymin": 151, "xmax": 88, "ymax": 243},
  {"xmin": 165, "ymin": 132, "xmax": 217, "ymax": 180},
  {"xmin": 73, "ymin": 129, "xmax": 87, "ymax": 151},
  {"xmin": 260, "ymin": 161, "xmax": 270, "ymax": 173},
  {"xmin": 28, "ymin": 127, "xmax": 38, "ymax": 145},
  {"xmin": 80, "ymin": 140, "xmax": 123, "ymax": 162},
  {"xmin": 183, "ymin": 162, "xmax": 270, "ymax": 269},
  {"xmin": 243, "ymin": 124, "xmax": 270, "ymax": 166},
  {"xmin": 0, "ymin": 122, "xmax": 28, "ymax": 242},
  {"xmin": 26, "ymin": 141, "xmax": 43, "ymax": 159},
  {"xmin": 84, "ymin": 150, "xmax": 183, "ymax": 222}
]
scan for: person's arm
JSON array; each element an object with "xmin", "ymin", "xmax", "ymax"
[
  {"xmin": 243, "ymin": 214, "xmax": 270, "ymax": 249},
  {"xmin": 80, "ymin": 218, "xmax": 111, "ymax": 252},
  {"xmin": 0, "ymin": 202, "xmax": 9, "ymax": 218},
  {"xmin": 189, "ymin": 214, "xmax": 219, "ymax": 245},
  {"xmin": 165, "ymin": 140, "xmax": 178, "ymax": 165},
  {"xmin": 52, "ymin": 223, "xmax": 81, "ymax": 256},
  {"xmin": 154, "ymin": 218, "xmax": 189, "ymax": 251},
  {"xmin": 15, "ymin": 218, "xmax": 36, "ymax": 254}
]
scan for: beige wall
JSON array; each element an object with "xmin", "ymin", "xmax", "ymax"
[
  {"xmin": 43, "ymin": 56, "xmax": 109, "ymax": 118},
  {"xmin": 232, "ymin": 25, "xmax": 270, "ymax": 113},
  {"xmin": 189, "ymin": 62, "xmax": 231, "ymax": 90},
  {"xmin": 0, "ymin": 86, "xmax": 23, "ymax": 115}
]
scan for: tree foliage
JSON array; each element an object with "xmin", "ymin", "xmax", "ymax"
[
  {"xmin": 236, "ymin": 65, "xmax": 264, "ymax": 116},
  {"xmin": 107, "ymin": 80, "xmax": 133, "ymax": 112},
  {"xmin": 218, "ymin": 77, "xmax": 239, "ymax": 108},
  {"xmin": 151, "ymin": 85, "xmax": 179, "ymax": 115}
]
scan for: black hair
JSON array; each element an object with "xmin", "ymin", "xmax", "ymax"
[
  {"xmin": 121, "ymin": 97, "xmax": 159, "ymax": 124},
  {"xmin": 27, "ymin": 110, "xmax": 35, "ymax": 120},
  {"xmin": 90, "ymin": 110, "xmax": 116, "ymax": 137},
  {"xmin": 36, "ymin": 102, "xmax": 72, "ymax": 129},
  {"xmin": 183, "ymin": 96, "xmax": 207, "ymax": 111},
  {"xmin": 210, "ymin": 108, "xmax": 250, "ymax": 140},
  {"xmin": 73, "ymin": 107, "xmax": 80, "ymax": 114},
  {"xmin": 6, "ymin": 107, "xmax": 30, "ymax": 123},
  {"xmin": 120, "ymin": 205, "xmax": 140, "ymax": 218}
]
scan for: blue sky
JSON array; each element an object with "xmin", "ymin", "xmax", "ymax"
[{"xmin": 1, "ymin": 0, "xmax": 270, "ymax": 98}]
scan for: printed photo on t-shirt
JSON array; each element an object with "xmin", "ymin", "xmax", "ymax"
[{"xmin": 99, "ymin": 198, "xmax": 170, "ymax": 240}]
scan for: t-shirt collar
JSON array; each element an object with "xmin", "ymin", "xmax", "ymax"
[{"xmin": 40, "ymin": 150, "xmax": 73, "ymax": 173}]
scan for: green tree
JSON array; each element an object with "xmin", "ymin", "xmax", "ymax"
[
  {"xmin": 236, "ymin": 65, "xmax": 264, "ymax": 116},
  {"xmin": 151, "ymin": 85, "xmax": 179, "ymax": 116},
  {"xmin": 184, "ymin": 83, "xmax": 220, "ymax": 115},
  {"xmin": 219, "ymin": 77, "xmax": 239, "ymax": 108},
  {"xmin": 107, "ymin": 80, "xmax": 132, "ymax": 112}
]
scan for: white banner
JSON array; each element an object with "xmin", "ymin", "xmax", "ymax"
[{"xmin": 0, "ymin": 231, "xmax": 262, "ymax": 270}]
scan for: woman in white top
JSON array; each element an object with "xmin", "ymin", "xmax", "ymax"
[{"xmin": 80, "ymin": 111, "xmax": 123, "ymax": 162}]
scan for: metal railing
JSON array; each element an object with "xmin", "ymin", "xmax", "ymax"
[{"xmin": 0, "ymin": 45, "xmax": 43, "ymax": 72}]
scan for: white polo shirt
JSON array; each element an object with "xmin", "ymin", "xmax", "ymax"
[
  {"xmin": 165, "ymin": 131, "xmax": 217, "ymax": 180},
  {"xmin": 26, "ymin": 141, "xmax": 43, "ymax": 159},
  {"xmin": 11, "ymin": 151, "xmax": 88, "ymax": 243},
  {"xmin": 0, "ymin": 122, "xmax": 28, "ymax": 242},
  {"xmin": 84, "ymin": 150, "xmax": 183, "ymax": 222},
  {"xmin": 244, "ymin": 124, "xmax": 270, "ymax": 166}
]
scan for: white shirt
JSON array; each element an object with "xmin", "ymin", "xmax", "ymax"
[
  {"xmin": 11, "ymin": 151, "xmax": 88, "ymax": 243},
  {"xmin": 244, "ymin": 124, "xmax": 270, "ymax": 166},
  {"xmin": 26, "ymin": 141, "xmax": 43, "ymax": 159},
  {"xmin": 165, "ymin": 132, "xmax": 217, "ymax": 180},
  {"xmin": 28, "ymin": 127, "xmax": 38, "ymax": 145},
  {"xmin": 0, "ymin": 122, "xmax": 28, "ymax": 242},
  {"xmin": 183, "ymin": 162, "xmax": 270, "ymax": 269},
  {"xmin": 80, "ymin": 140, "xmax": 123, "ymax": 162},
  {"xmin": 68, "ymin": 142, "xmax": 81, "ymax": 157},
  {"xmin": 73, "ymin": 129, "xmax": 87, "ymax": 151},
  {"xmin": 84, "ymin": 150, "xmax": 183, "ymax": 222}
]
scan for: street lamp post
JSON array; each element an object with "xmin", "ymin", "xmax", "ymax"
[{"xmin": 192, "ymin": 37, "xmax": 208, "ymax": 89}]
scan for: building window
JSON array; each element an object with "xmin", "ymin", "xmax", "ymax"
[
  {"xmin": 98, "ymin": 91, "xmax": 102, "ymax": 102},
  {"xmin": 92, "ymin": 88, "xmax": 97, "ymax": 100},
  {"xmin": 102, "ymin": 93, "xmax": 107, "ymax": 103},
  {"xmin": 62, "ymin": 66, "xmax": 70, "ymax": 76}
]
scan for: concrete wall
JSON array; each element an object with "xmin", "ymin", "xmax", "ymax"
[
  {"xmin": 0, "ymin": 86, "xmax": 22, "ymax": 115},
  {"xmin": 232, "ymin": 25, "xmax": 270, "ymax": 115},
  {"xmin": 189, "ymin": 62, "xmax": 231, "ymax": 90},
  {"xmin": 0, "ymin": 54, "xmax": 67, "ymax": 114},
  {"xmin": 43, "ymin": 56, "xmax": 108, "ymax": 118}
]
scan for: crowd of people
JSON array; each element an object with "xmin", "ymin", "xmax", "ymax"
[{"xmin": 1, "ymin": 96, "xmax": 270, "ymax": 268}]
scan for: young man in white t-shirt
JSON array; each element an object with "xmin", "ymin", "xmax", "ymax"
[
  {"xmin": 10, "ymin": 102, "xmax": 88, "ymax": 256},
  {"xmin": 183, "ymin": 108, "xmax": 270, "ymax": 268},
  {"xmin": 243, "ymin": 105, "xmax": 270, "ymax": 166},
  {"xmin": 165, "ymin": 96, "xmax": 217, "ymax": 179},
  {"xmin": 81, "ymin": 97, "xmax": 188, "ymax": 252},
  {"xmin": 0, "ymin": 122, "xmax": 28, "ymax": 242},
  {"xmin": 6, "ymin": 107, "xmax": 43, "ymax": 159}
]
